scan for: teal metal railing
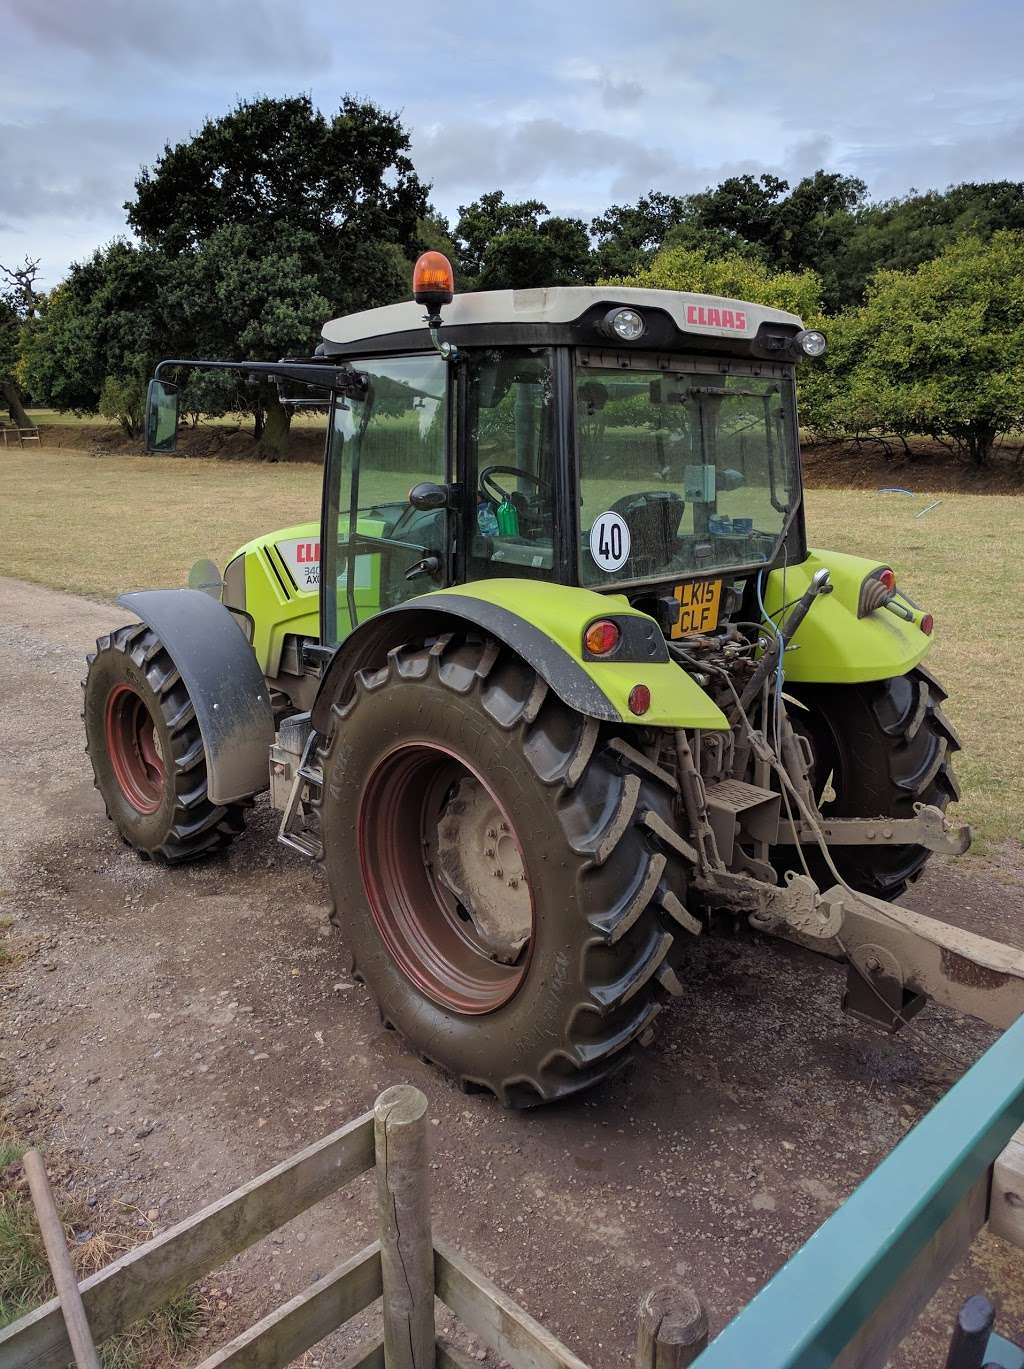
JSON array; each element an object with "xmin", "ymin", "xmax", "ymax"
[{"xmin": 691, "ymin": 1013, "xmax": 1024, "ymax": 1368}]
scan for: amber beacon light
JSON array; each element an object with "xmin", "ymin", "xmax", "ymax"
[{"xmin": 413, "ymin": 251, "xmax": 455, "ymax": 320}]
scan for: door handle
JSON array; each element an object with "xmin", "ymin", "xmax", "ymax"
[{"xmin": 404, "ymin": 555, "xmax": 441, "ymax": 582}]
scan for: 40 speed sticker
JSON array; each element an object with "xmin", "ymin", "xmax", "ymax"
[{"xmin": 589, "ymin": 511, "xmax": 631, "ymax": 572}]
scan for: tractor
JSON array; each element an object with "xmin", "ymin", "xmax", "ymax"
[{"xmin": 83, "ymin": 252, "xmax": 1024, "ymax": 1107}]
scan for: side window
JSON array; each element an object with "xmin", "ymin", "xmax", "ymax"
[
  {"xmin": 323, "ymin": 354, "xmax": 449, "ymax": 646},
  {"xmin": 464, "ymin": 349, "xmax": 558, "ymax": 582}
]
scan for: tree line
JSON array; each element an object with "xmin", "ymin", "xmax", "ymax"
[{"xmin": 3, "ymin": 93, "xmax": 1023, "ymax": 463}]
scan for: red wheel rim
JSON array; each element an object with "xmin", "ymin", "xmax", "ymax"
[
  {"xmin": 357, "ymin": 743, "xmax": 534, "ymax": 1015},
  {"xmin": 104, "ymin": 684, "xmax": 165, "ymax": 814}
]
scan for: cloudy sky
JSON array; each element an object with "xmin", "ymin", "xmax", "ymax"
[{"xmin": 3, "ymin": 0, "xmax": 1022, "ymax": 289}]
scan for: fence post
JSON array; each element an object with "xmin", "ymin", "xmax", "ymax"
[
  {"xmin": 375, "ymin": 1084, "xmax": 436, "ymax": 1369},
  {"xmin": 23, "ymin": 1150, "xmax": 102, "ymax": 1369},
  {"xmin": 636, "ymin": 1285, "xmax": 708, "ymax": 1369}
]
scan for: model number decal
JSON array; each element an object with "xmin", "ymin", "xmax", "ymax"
[{"xmin": 276, "ymin": 537, "xmax": 321, "ymax": 591}]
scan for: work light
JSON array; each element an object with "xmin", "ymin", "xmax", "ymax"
[
  {"xmin": 601, "ymin": 306, "xmax": 646, "ymax": 341},
  {"xmin": 793, "ymin": 328, "xmax": 827, "ymax": 358}
]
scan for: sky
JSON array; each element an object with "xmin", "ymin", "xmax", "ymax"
[{"xmin": 2, "ymin": 0, "xmax": 1023, "ymax": 290}]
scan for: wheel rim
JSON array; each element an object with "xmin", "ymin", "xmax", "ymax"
[
  {"xmin": 104, "ymin": 684, "xmax": 165, "ymax": 813},
  {"xmin": 357, "ymin": 743, "xmax": 534, "ymax": 1014}
]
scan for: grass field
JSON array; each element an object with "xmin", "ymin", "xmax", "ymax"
[
  {"xmin": 23, "ymin": 408, "xmax": 327, "ymax": 430},
  {"xmin": 2, "ymin": 447, "xmax": 1020, "ymax": 853}
]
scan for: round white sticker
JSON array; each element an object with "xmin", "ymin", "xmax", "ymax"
[{"xmin": 589, "ymin": 511, "xmax": 631, "ymax": 572}]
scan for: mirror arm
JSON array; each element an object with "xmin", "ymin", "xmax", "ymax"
[{"xmin": 153, "ymin": 358, "xmax": 367, "ymax": 398}]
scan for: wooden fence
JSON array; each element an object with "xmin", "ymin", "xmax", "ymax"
[
  {"xmin": 0, "ymin": 1085, "xmax": 703, "ymax": 1369},
  {"xmin": 0, "ymin": 426, "xmax": 40, "ymax": 448},
  {"xmin": 6, "ymin": 1067, "xmax": 1023, "ymax": 1369}
]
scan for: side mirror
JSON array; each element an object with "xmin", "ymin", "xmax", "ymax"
[
  {"xmin": 409, "ymin": 481, "xmax": 452, "ymax": 511},
  {"xmin": 146, "ymin": 378, "xmax": 180, "ymax": 453}
]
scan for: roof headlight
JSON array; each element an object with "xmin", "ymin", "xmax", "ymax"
[
  {"xmin": 793, "ymin": 328, "xmax": 827, "ymax": 358},
  {"xmin": 602, "ymin": 307, "xmax": 646, "ymax": 342}
]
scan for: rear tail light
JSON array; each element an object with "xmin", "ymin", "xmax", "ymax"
[
  {"xmin": 858, "ymin": 567, "xmax": 896, "ymax": 617},
  {"xmin": 919, "ymin": 613, "xmax": 934, "ymax": 635},
  {"xmin": 584, "ymin": 620, "xmax": 620, "ymax": 656}
]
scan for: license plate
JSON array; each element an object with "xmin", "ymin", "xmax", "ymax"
[{"xmin": 671, "ymin": 579, "xmax": 722, "ymax": 637}]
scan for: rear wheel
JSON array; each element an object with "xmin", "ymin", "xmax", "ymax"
[
  {"xmin": 83, "ymin": 623, "xmax": 247, "ymax": 862},
  {"xmin": 318, "ymin": 633, "xmax": 696, "ymax": 1106},
  {"xmin": 783, "ymin": 665, "xmax": 961, "ymax": 898}
]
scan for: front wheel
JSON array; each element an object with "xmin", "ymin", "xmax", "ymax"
[
  {"xmin": 782, "ymin": 665, "xmax": 961, "ymax": 899},
  {"xmin": 317, "ymin": 633, "xmax": 694, "ymax": 1106},
  {"xmin": 83, "ymin": 622, "xmax": 247, "ymax": 862}
]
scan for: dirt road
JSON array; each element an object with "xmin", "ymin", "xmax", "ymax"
[{"xmin": 3, "ymin": 575, "xmax": 1023, "ymax": 1365}]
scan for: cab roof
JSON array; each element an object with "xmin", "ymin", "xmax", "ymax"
[{"xmin": 320, "ymin": 286, "xmax": 804, "ymax": 362}]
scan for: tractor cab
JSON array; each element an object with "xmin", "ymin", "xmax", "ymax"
[{"xmin": 312, "ymin": 268, "xmax": 824, "ymax": 653}]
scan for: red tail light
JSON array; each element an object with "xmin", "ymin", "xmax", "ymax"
[
  {"xmin": 920, "ymin": 613, "xmax": 934, "ymax": 635},
  {"xmin": 584, "ymin": 620, "xmax": 620, "ymax": 656},
  {"xmin": 879, "ymin": 568, "xmax": 896, "ymax": 593}
]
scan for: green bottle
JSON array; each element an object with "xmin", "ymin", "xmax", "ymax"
[{"xmin": 495, "ymin": 496, "xmax": 520, "ymax": 536}]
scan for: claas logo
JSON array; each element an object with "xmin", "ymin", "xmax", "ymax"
[
  {"xmin": 686, "ymin": 304, "xmax": 747, "ymax": 331},
  {"xmin": 295, "ymin": 542, "xmax": 320, "ymax": 563}
]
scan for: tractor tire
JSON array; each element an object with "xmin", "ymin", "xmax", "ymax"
[
  {"xmin": 83, "ymin": 622, "xmax": 247, "ymax": 863},
  {"xmin": 782, "ymin": 664, "xmax": 961, "ymax": 899},
  {"xmin": 317, "ymin": 632, "xmax": 694, "ymax": 1106}
]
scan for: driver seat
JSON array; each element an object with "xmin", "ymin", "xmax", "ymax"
[{"xmin": 610, "ymin": 491, "xmax": 684, "ymax": 575}]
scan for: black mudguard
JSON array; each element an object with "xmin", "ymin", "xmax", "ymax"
[
  {"xmin": 117, "ymin": 589, "xmax": 275, "ymax": 805},
  {"xmin": 309, "ymin": 598, "xmax": 619, "ymax": 734}
]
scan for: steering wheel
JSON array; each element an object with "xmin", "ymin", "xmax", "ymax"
[{"xmin": 479, "ymin": 464, "xmax": 549, "ymax": 503}]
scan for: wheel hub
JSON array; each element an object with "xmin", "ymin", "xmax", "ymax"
[
  {"xmin": 357, "ymin": 743, "xmax": 535, "ymax": 1014},
  {"xmin": 433, "ymin": 777, "xmax": 531, "ymax": 964},
  {"xmin": 104, "ymin": 684, "xmax": 165, "ymax": 814}
]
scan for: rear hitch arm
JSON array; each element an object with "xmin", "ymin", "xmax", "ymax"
[
  {"xmin": 809, "ymin": 884, "xmax": 1024, "ymax": 1032},
  {"xmin": 775, "ymin": 803, "xmax": 972, "ymax": 858}
]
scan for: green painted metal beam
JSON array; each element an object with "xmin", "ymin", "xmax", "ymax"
[
  {"xmin": 986, "ymin": 1331, "xmax": 1024, "ymax": 1368},
  {"xmin": 692, "ymin": 1013, "xmax": 1024, "ymax": 1368}
]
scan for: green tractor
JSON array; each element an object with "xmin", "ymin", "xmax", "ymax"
[{"xmin": 85, "ymin": 252, "xmax": 1017, "ymax": 1107}]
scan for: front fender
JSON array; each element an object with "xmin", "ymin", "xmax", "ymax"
[
  {"xmin": 764, "ymin": 549, "xmax": 933, "ymax": 685},
  {"xmin": 117, "ymin": 589, "xmax": 274, "ymax": 804},
  {"xmin": 311, "ymin": 578, "xmax": 728, "ymax": 732}
]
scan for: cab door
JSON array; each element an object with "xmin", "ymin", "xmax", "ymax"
[{"xmin": 321, "ymin": 353, "xmax": 452, "ymax": 647}]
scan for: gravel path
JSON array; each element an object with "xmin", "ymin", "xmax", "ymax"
[{"xmin": 2, "ymin": 574, "xmax": 1023, "ymax": 1365}]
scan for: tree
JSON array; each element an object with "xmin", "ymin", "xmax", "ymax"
[
  {"xmin": 21, "ymin": 241, "xmax": 168, "ymax": 434},
  {"xmin": 825, "ymin": 180, "xmax": 1024, "ymax": 309},
  {"xmin": 661, "ymin": 171, "xmax": 866, "ymax": 308},
  {"xmin": 590, "ymin": 191, "xmax": 687, "ymax": 277},
  {"xmin": 453, "ymin": 191, "xmax": 594, "ymax": 289},
  {"xmin": 0, "ymin": 256, "xmax": 41, "ymax": 427},
  {"xmin": 802, "ymin": 233, "xmax": 1024, "ymax": 465},
  {"xmin": 126, "ymin": 95, "xmax": 427, "ymax": 455},
  {"xmin": 605, "ymin": 244, "xmax": 823, "ymax": 320}
]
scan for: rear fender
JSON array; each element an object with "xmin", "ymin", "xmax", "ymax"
[
  {"xmin": 310, "ymin": 578, "xmax": 728, "ymax": 732},
  {"xmin": 764, "ymin": 549, "xmax": 933, "ymax": 685},
  {"xmin": 117, "ymin": 590, "xmax": 275, "ymax": 804}
]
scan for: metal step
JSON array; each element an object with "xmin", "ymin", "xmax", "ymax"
[{"xmin": 277, "ymin": 734, "xmax": 324, "ymax": 861}]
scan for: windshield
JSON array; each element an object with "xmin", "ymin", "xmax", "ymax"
[{"xmin": 576, "ymin": 362, "xmax": 799, "ymax": 587}]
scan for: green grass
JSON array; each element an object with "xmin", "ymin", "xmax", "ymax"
[
  {"xmin": 0, "ymin": 447, "xmax": 1020, "ymax": 855},
  {"xmin": 0, "ymin": 1128, "xmax": 204, "ymax": 1364}
]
